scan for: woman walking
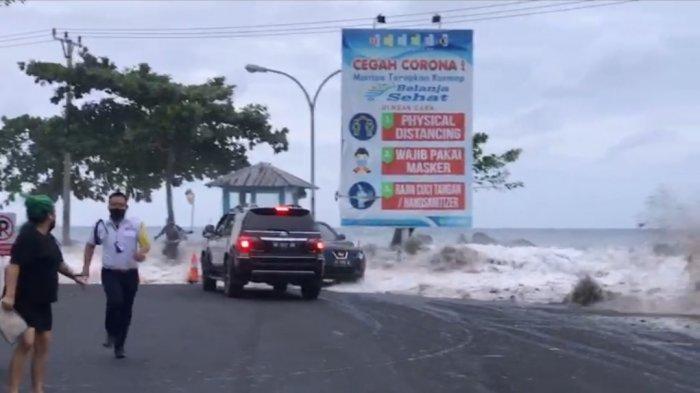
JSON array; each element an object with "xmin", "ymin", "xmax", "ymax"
[{"xmin": 1, "ymin": 195, "xmax": 86, "ymax": 393}]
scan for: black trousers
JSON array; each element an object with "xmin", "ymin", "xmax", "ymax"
[{"xmin": 101, "ymin": 268, "xmax": 139, "ymax": 350}]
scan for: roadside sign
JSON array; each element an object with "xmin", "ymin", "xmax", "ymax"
[
  {"xmin": 0, "ymin": 213, "xmax": 17, "ymax": 257},
  {"xmin": 340, "ymin": 29, "xmax": 473, "ymax": 228}
]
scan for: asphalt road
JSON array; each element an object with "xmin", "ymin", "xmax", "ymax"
[{"xmin": 1, "ymin": 284, "xmax": 698, "ymax": 393}]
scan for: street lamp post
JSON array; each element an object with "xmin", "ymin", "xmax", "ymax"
[{"xmin": 245, "ymin": 64, "xmax": 341, "ymax": 218}]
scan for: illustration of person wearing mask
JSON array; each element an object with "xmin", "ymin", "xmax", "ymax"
[{"xmin": 353, "ymin": 148, "xmax": 371, "ymax": 174}]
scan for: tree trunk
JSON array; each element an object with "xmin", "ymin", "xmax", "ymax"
[
  {"xmin": 61, "ymin": 151, "xmax": 72, "ymax": 246},
  {"xmin": 165, "ymin": 148, "xmax": 176, "ymax": 224}
]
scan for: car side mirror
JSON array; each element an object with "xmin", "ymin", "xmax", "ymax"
[
  {"xmin": 337, "ymin": 234, "xmax": 347, "ymax": 241},
  {"xmin": 203, "ymin": 225, "xmax": 216, "ymax": 238}
]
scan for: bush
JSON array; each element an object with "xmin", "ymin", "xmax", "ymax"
[{"xmin": 566, "ymin": 276, "xmax": 604, "ymax": 306}]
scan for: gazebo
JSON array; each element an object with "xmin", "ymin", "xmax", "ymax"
[{"xmin": 207, "ymin": 162, "xmax": 317, "ymax": 213}]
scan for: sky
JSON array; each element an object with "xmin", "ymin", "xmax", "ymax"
[{"xmin": 0, "ymin": 0, "xmax": 699, "ymax": 229}]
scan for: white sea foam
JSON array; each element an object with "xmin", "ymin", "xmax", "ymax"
[{"xmin": 331, "ymin": 241, "xmax": 699, "ymax": 316}]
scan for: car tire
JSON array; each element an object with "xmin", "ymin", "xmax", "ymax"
[
  {"xmin": 224, "ymin": 259, "xmax": 244, "ymax": 298},
  {"xmin": 301, "ymin": 281, "xmax": 322, "ymax": 300},
  {"xmin": 201, "ymin": 253, "xmax": 217, "ymax": 292},
  {"xmin": 273, "ymin": 283, "xmax": 288, "ymax": 294},
  {"xmin": 202, "ymin": 275, "xmax": 217, "ymax": 292}
]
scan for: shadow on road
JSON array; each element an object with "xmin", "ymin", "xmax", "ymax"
[{"xmin": 206, "ymin": 285, "xmax": 307, "ymax": 302}]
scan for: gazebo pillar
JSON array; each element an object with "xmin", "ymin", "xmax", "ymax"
[
  {"xmin": 239, "ymin": 191, "xmax": 247, "ymax": 206},
  {"xmin": 250, "ymin": 192, "xmax": 257, "ymax": 205},
  {"xmin": 278, "ymin": 190, "xmax": 285, "ymax": 205},
  {"xmin": 222, "ymin": 188, "xmax": 231, "ymax": 212}
]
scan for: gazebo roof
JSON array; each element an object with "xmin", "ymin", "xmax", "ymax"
[{"xmin": 206, "ymin": 162, "xmax": 317, "ymax": 189}]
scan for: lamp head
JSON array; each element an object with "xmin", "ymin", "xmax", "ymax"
[{"xmin": 245, "ymin": 64, "xmax": 268, "ymax": 73}]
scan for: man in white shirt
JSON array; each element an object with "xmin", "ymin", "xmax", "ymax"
[{"xmin": 82, "ymin": 191, "xmax": 151, "ymax": 359}]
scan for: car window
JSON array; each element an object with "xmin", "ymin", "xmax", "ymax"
[
  {"xmin": 222, "ymin": 215, "xmax": 235, "ymax": 235},
  {"xmin": 317, "ymin": 223, "xmax": 337, "ymax": 241},
  {"xmin": 215, "ymin": 214, "xmax": 235, "ymax": 235},
  {"xmin": 243, "ymin": 208, "xmax": 316, "ymax": 231}
]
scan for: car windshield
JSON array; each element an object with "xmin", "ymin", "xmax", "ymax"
[
  {"xmin": 316, "ymin": 223, "xmax": 338, "ymax": 241},
  {"xmin": 242, "ymin": 208, "xmax": 316, "ymax": 231}
]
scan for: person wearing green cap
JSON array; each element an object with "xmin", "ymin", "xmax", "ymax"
[{"xmin": 1, "ymin": 195, "xmax": 86, "ymax": 393}]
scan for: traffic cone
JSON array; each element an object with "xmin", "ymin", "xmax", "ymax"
[{"xmin": 187, "ymin": 253, "xmax": 200, "ymax": 284}]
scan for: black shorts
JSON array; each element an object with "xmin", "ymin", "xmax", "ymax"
[{"xmin": 14, "ymin": 302, "xmax": 53, "ymax": 332}]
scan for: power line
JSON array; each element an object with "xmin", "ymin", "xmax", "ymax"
[
  {"xmin": 0, "ymin": 39, "xmax": 53, "ymax": 49},
  {"xmin": 444, "ymin": 0, "xmax": 634, "ymax": 24},
  {"xmin": 0, "ymin": 29, "xmax": 49, "ymax": 39},
  {"xmin": 368, "ymin": 0, "xmax": 589, "ymax": 28},
  {"xmin": 60, "ymin": 1, "xmax": 528, "ymax": 33},
  {"xmin": 0, "ymin": 32, "xmax": 48, "ymax": 43},
  {"xmin": 0, "ymin": 1, "xmax": 635, "ymax": 46},
  {"xmin": 67, "ymin": 1, "xmax": 564, "ymax": 37},
  {"xmin": 73, "ymin": 1, "xmax": 633, "ymax": 40}
]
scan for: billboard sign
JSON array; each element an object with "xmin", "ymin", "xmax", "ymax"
[{"xmin": 340, "ymin": 29, "xmax": 473, "ymax": 227}]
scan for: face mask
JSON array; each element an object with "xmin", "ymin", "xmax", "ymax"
[
  {"xmin": 356, "ymin": 158, "xmax": 368, "ymax": 167},
  {"xmin": 110, "ymin": 208, "xmax": 126, "ymax": 221},
  {"xmin": 49, "ymin": 218, "xmax": 56, "ymax": 232}
]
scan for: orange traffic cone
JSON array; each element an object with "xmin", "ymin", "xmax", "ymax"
[{"xmin": 187, "ymin": 253, "xmax": 200, "ymax": 284}]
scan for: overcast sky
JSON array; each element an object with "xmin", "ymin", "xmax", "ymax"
[{"xmin": 1, "ymin": 0, "xmax": 699, "ymax": 229}]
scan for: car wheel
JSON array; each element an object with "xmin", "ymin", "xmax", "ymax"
[
  {"xmin": 224, "ymin": 259, "xmax": 244, "ymax": 298},
  {"xmin": 201, "ymin": 253, "xmax": 217, "ymax": 292},
  {"xmin": 301, "ymin": 281, "xmax": 322, "ymax": 300},
  {"xmin": 202, "ymin": 275, "xmax": 217, "ymax": 292},
  {"xmin": 273, "ymin": 283, "xmax": 288, "ymax": 294}
]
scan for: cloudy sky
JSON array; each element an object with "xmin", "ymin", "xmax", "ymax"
[{"xmin": 1, "ymin": 0, "xmax": 698, "ymax": 229}]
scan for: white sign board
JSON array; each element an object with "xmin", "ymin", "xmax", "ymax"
[
  {"xmin": 340, "ymin": 29, "xmax": 473, "ymax": 227},
  {"xmin": 0, "ymin": 213, "xmax": 17, "ymax": 257}
]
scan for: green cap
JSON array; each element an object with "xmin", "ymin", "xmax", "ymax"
[{"xmin": 24, "ymin": 194, "xmax": 55, "ymax": 222}]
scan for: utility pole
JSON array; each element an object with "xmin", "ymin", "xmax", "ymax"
[{"xmin": 52, "ymin": 29, "xmax": 82, "ymax": 245}]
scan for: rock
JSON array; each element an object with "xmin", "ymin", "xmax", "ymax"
[
  {"xmin": 565, "ymin": 276, "xmax": 605, "ymax": 306},
  {"xmin": 401, "ymin": 233, "xmax": 434, "ymax": 255},
  {"xmin": 413, "ymin": 233, "xmax": 434, "ymax": 245},
  {"xmin": 508, "ymin": 238, "xmax": 536, "ymax": 247},
  {"xmin": 471, "ymin": 232, "xmax": 499, "ymax": 245},
  {"xmin": 430, "ymin": 246, "xmax": 480, "ymax": 271},
  {"xmin": 652, "ymin": 243, "xmax": 683, "ymax": 257},
  {"xmin": 403, "ymin": 237, "xmax": 423, "ymax": 255}
]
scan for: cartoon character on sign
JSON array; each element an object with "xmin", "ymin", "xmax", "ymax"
[
  {"xmin": 349, "ymin": 182, "xmax": 376, "ymax": 210},
  {"xmin": 353, "ymin": 148, "xmax": 371, "ymax": 174}
]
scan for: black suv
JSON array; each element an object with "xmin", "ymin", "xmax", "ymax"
[
  {"xmin": 201, "ymin": 206, "xmax": 325, "ymax": 299},
  {"xmin": 316, "ymin": 222, "xmax": 366, "ymax": 282}
]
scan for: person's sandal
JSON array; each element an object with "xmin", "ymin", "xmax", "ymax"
[{"xmin": 114, "ymin": 348, "xmax": 125, "ymax": 359}]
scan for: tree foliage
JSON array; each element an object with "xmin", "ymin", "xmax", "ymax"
[
  {"xmin": 472, "ymin": 132, "xmax": 523, "ymax": 191},
  {"xmin": 11, "ymin": 49, "xmax": 289, "ymax": 222}
]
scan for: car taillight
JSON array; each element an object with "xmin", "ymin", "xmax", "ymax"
[
  {"xmin": 275, "ymin": 206, "xmax": 290, "ymax": 214},
  {"xmin": 307, "ymin": 238, "xmax": 324, "ymax": 253},
  {"xmin": 236, "ymin": 236, "xmax": 259, "ymax": 253}
]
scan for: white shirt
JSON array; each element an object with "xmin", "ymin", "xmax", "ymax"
[{"xmin": 89, "ymin": 217, "xmax": 150, "ymax": 271}]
